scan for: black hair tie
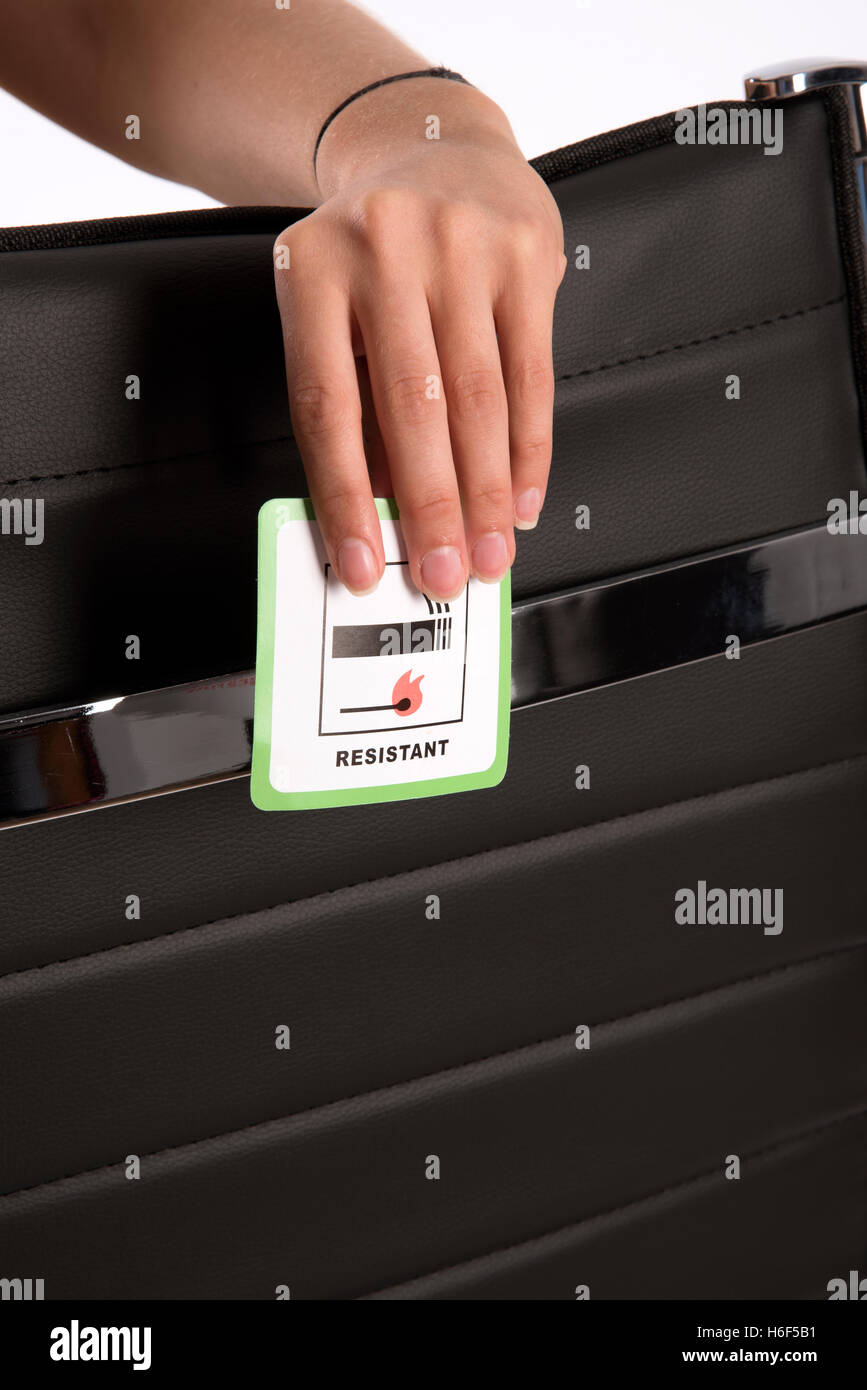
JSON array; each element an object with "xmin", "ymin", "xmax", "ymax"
[{"xmin": 313, "ymin": 67, "xmax": 472, "ymax": 182}]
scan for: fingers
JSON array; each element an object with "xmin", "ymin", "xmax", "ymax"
[
  {"xmin": 356, "ymin": 354, "xmax": 392, "ymax": 497},
  {"xmin": 430, "ymin": 292, "xmax": 514, "ymax": 583},
  {"xmin": 275, "ymin": 190, "xmax": 564, "ymax": 602},
  {"xmin": 354, "ymin": 276, "xmax": 468, "ymax": 602},
  {"xmin": 494, "ymin": 268, "xmax": 559, "ymax": 533},
  {"xmin": 275, "ymin": 238, "xmax": 384, "ymax": 595}
]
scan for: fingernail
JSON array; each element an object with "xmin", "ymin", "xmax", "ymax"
[
  {"xmin": 472, "ymin": 531, "xmax": 509, "ymax": 582},
  {"xmin": 514, "ymin": 488, "xmax": 541, "ymax": 530},
  {"xmin": 421, "ymin": 546, "xmax": 465, "ymax": 600},
  {"xmin": 337, "ymin": 538, "xmax": 379, "ymax": 595}
]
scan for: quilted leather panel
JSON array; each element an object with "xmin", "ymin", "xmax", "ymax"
[
  {"xmin": 369, "ymin": 1111, "xmax": 867, "ymax": 1300},
  {"xmin": 0, "ymin": 950, "xmax": 864, "ymax": 1298},
  {"xmin": 1, "ymin": 755, "xmax": 866, "ymax": 1195}
]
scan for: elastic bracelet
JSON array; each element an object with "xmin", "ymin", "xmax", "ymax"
[{"xmin": 313, "ymin": 67, "xmax": 473, "ymax": 181}]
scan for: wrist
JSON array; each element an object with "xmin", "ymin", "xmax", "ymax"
[{"xmin": 314, "ymin": 75, "xmax": 521, "ymax": 199}]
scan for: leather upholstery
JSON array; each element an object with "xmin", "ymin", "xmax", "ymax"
[{"xmin": 1, "ymin": 90, "xmax": 866, "ymax": 1299}]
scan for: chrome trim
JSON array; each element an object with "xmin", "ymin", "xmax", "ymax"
[
  {"xmin": 1, "ymin": 523, "xmax": 866, "ymax": 828},
  {"xmin": 510, "ymin": 523, "xmax": 867, "ymax": 706},
  {"xmin": 744, "ymin": 58, "xmax": 867, "ymax": 94},
  {"xmin": 0, "ymin": 675, "xmax": 255, "ymax": 830},
  {"xmin": 743, "ymin": 59, "xmax": 867, "ymax": 94},
  {"xmin": 744, "ymin": 58, "xmax": 867, "ymax": 158}
]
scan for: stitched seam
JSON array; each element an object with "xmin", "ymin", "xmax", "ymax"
[
  {"xmin": 557, "ymin": 295, "xmax": 845, "ymax": 383},
  {"xmin": 2, "ymin": 942, "xmax": 864, "ymax": 1204},
  {"xmin": 0, "ymin": 297, "xmax": 845, "ymax": 486},
  {"xmin": 4, "ymin": 747, "xmax": 867, "ymax": 984},
  {"xmin": 0, "ymin": 432, "xmax": 295, "ymax": 488},
  {"xmin": 361, "ymin": 1105, "xmax": 867, "ymax": 1298}
]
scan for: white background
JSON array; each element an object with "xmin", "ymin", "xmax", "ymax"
[{"xmin": 0, "ymin": 0, "xmax": 864, "ymax": 225}]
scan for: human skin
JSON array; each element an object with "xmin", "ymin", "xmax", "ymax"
[{"xmin": 0, "ymin": 0, "xmax": 566, "ymax": 601}]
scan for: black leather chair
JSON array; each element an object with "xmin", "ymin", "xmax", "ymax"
[{"xmin": 1, "ymin": 60, "xmax": 866, "ymax": 1300}]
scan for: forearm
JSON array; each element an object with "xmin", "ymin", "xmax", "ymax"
[
  {"xmin": 0, "ymin": 0, "xmax": 564, "ymax": 606},
  {"xmin": 0, "ymin": 0, "xmax": 515, "ymax": 207}
]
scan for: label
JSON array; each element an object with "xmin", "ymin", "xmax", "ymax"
[{"xmin": 251, "ymin": 499, "xmax": 511, "ymax": 810}]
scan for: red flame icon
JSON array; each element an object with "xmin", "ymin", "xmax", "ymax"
[{"xmin": 392, "ymin": 669, "xmax": 424, "ymax": 716}]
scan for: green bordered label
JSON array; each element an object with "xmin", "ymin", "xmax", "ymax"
[{"xmin": 251, "ymin": 498, "xmax": 511, "ymax": 810}]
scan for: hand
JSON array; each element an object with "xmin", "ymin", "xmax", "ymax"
[
  {"xmin": 273, "ymin": 82, "xmax": 566, "ymax": 601},
  {"xmin": 0, "ymin": 5, "xmax": 564, "ymax": 604}
]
